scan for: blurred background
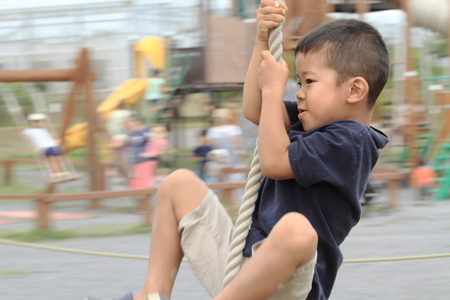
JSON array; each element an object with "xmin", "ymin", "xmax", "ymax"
[
  {"xmin": 1, "ymin": 1, "xmax": 450, "ymax": 299},
  {"xmin": 0, "ymin": 0, "xmax": 449, "ymax": 214}
]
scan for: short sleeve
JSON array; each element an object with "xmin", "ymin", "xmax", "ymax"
[
  {"xmin": 288, "ymin": 125, "xmax": 359, "ymax": 188},
  {"xmin": 284, "ymin": 100, "xmax": 299, "ymax": 126}
]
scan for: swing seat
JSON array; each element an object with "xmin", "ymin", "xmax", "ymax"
[{"xmin": 48, "ymin": 172, "xmax": 82, "ymax": 184}]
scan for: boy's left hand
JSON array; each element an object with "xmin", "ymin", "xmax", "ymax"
[{"xmin": 258, "ymin": 50, "xmax": 289, "ymax": 95}]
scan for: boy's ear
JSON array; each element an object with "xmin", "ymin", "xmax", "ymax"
[{"xmin": 347, "ymin": 76, "xmax": 369, "ymax": 104}]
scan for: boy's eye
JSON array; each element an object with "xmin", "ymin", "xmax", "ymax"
[{"xmin": 297, "ymin": 79, "xmax": 314, "ymax": 88}]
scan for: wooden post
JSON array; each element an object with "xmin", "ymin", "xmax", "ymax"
[
  {"xmin": 401, "ymin": 0, "xmax": 415, "ymax": 72},
  {"xmin": 387, "ymin": 179, "xmax": 399, "ymax": 209},
  {"xmin": 37, "ymin": 198, "xmax": 50, "ymax": 230},
  {"xmin": 402, "ymin": 0, "xmax": 423, "ymax": 170},
  {"xmin": 141, "ymin": 195, "xmax": 152, "ymax": 226},
  {"xmin": 59, "ymin": 81, "xmax": 81, "ymax": 146},
  {"xmin": 4, "ymin": 159, "xmax": 12, "ymax": 185},
  {"xmin": 78, "ymin": 48, "xmax": 103, "ymax": 208},
  {"xmin": 98, "ymin": 163, "xmax": 107, "ymax": 191},
  {"xmin": 357, "ymin": 0, "xmax": 370, "ymax": 20},
  {"xmin": 36, "ymin": 184, "xmax": 55, "ymax": 230}
]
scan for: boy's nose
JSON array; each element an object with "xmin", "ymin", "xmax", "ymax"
[{"xmin": 296, "ymin": 87, "xmax": 305, "ymax": 101}]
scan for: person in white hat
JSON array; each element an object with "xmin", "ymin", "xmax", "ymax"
[{"xmin": 23, "ymin": 113, "xmax": 67, "ymax": 181}]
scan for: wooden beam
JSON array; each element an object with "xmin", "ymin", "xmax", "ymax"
[
  {"xmin": 40, "ymin": 182, "xmax": 246, "ymax": 203},
  {"xmin": 0, "ymin": 69, "xmax": 75, "ymax": 82},
  {"xmin": 0, "ymin": 194, "xmax": 41, "ymax": 200}
]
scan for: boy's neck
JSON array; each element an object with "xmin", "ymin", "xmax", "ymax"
[
  {"xmin": 346, "ymin": 103, "xmax": 372, "ymax": 126},
  {"xmin": 354, "ymin": 114, "xmax": 371, "ymax": 126}
]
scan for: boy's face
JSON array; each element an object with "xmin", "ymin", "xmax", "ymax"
[
  {"xmin": 295, "ymin": 51, "xmax": 351, "ymax": 131},
  {"xmin": 30, "ymin": 120, "xmax": 44, "ymax": 127},
  {"xmin": 200, "ymin": 135, "xmax": 210, "ymax": 145}
]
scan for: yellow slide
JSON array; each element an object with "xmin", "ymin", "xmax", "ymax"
[
  {"xmin": 97, "ymin": 78, "xmax": 151, "ymax": 120},
  {"xmin": 62, "ymin": 36, "xmax": 166, "ymax": 152}
]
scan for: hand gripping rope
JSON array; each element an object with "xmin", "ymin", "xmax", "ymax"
[{"xmin": 223, "ymin": 8, "xmax": 284, "ymax": 288}]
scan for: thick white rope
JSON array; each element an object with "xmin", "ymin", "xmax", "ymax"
[{"xmin": 223, "ymin": 9, "xmax": 284, "ymax": 287}]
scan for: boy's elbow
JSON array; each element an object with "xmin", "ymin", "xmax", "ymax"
[
  {"xmin": 260, "ymin": 160, "xmax": 294, "ymax": 180},
  {"xmin": 243, "ymin": 109, "xmax": 259, "ymax": 125}
]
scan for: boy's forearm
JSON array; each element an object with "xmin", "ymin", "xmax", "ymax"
[
  {"xmin": 258, "ymin": 88, "xmax": 293, "ymax": 180},
  {"xmin": 243, "ymin": 39, "xmax": 269, "ymax": 125}
]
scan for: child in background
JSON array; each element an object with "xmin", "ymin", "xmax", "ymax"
[
  {"xmin": 203, "ymin": 149, "xmax": 230, "ymax": 183},
  {"xmin": 139, "ymin": 125, "xmax": 170, "ymax": 187},
  {"xmin": 106, "ymin": 100, "xmax": 132, "ymax": 180},
  {"xmin": 23, "ymin": 113, "xmax": 68, "ymax": 182},
  {"xmin": 192, "ymin": 128, "xmax": 213, "ymax": 180},
  {"xmin": 207, "ymin": 108, "xmax": 244, "ymax": 168},
  {"xmin": 410, "ymin": 158, "xmax": 437, "ymax": 202},
  {"xmin": 145, "ymin": 70, "xmax": 167, "ymax": 106},
  {"xmin": 122, "ymin": 115, "xmax": 153, "ymax": 189}
]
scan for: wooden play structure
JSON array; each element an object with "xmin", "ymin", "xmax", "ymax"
[{"xmin": 0, "ymin": 48, "xmax": 106, "ymax": 208}]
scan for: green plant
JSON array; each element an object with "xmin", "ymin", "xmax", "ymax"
[{"xmin": 0, "ymin": 83, "xmax": 35, "ymax": 127}]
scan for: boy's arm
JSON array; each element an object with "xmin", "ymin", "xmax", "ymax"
[
  {"xmin": 243, "ymin": 0, "xmax": 288, "ymax": 126},
  {"xmin": 258, "ymin": 50, "xmax": 294, "ymax": 180}
]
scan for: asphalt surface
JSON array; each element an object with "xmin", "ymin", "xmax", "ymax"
[{"xmin": 1, "ymin": 171, "xmax": 450, "ymax": 300}]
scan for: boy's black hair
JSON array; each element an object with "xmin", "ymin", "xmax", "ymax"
[
  {"xmin": 200, "ymin": 128, "xmax": 208, "ymax": 136},
  {"xmin": 295, "ymin": 18, "xmax": 390, "ymax": 108}
]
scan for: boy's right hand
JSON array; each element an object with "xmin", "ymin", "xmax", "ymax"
[{"xmin": 256, "ymin": 0, "xmax": 287, "ymax": 43}]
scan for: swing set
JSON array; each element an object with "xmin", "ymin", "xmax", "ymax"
[
  {"xmin": 0, "ymin": 48, "xmax": 104, "ymax": 198},
  {"xmin": 0, "ymin": 83, "xmax": 79, "ymax": 184}
]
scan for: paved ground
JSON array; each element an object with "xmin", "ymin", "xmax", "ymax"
[{"xmin": 1, "ymin": 173, "xmax": 450, "ymax": 299}]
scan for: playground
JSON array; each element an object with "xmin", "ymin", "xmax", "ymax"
[
  {"xmin": 1, "ymin": 187, "xmax": 450, "ymax": 300},
  {"xmin": 1, "ymin": 0, "xmax": 450, "ymax": 299}
]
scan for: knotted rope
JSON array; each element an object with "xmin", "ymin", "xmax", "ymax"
[{"xmin": 223, "ymin": 8, "xmax": 284, "ymax": 287}]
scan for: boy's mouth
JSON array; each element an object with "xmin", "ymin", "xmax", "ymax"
[{"xmin": 298, "ymin": 109, "xmax": 307, "ymax": 120}]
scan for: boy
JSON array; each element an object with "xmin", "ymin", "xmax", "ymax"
[
  {"xmin": 192, "ymin": 128, "xmax": 213, "ymax": 180},
  {"xmin": 122, "ymin": 115, "xmax": 154, "ymax": 189},
  {"xmin": 86, "ymin": 1, "xmax": 389, "ymax": 299},
  {"xmin": 23, "ymin": 113, "xmax": 67, "ymax": 182}
]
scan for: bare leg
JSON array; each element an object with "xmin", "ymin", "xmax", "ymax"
[
  {"xmin": 134, "ymin": 169, "xmax": 210, "ymax": 300},
  {"xmin": 47, "ymin": 156, "xmax": 63, "ymax": 173},
  {"xmin": 214, "ymin": 212, "xmax": 318, "ymax": 300}
]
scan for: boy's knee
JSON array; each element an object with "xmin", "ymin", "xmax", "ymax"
[
  {"xmin": 158, "ymin": 169, "xmax": 210, "ymax": 220},
  {"xmin": 273, "ymin": 212, "xmax": 318, "ymax": 261},
  {"xmin": 158, "ymin": 168, "xmax": 208, "ymax": 202},
  {"xmin": 159, "ymin": 168, "xmax": 198, "ymax": 190}
]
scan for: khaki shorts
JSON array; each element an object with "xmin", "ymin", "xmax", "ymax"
[{"xmin": 178, "ymin": 189, "xmax": 316, "ymax": 299}]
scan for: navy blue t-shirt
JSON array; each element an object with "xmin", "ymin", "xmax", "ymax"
[
  {"xmin": 193, "ymin": 145, "xmax": 213, "ymax": 177},
  {"xmin": 243, "ymin": 101, "xmax": 389, "ymax": 299},
  {"xmin": 128, "ymin": 127, "xmax": 152, "ymax": 165}
]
